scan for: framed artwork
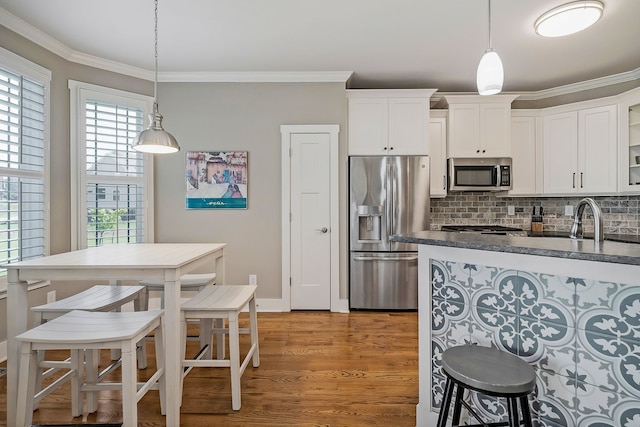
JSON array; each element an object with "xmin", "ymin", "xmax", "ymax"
[{"xmin": 185, "ymin": 151, "xmax": 248, "ymax": 209}]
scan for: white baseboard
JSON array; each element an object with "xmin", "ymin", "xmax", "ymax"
[{"xmin": 255, "ymin": 298, "xmax": 287, "ymax": 312}]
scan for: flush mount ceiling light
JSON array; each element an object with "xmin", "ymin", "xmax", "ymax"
[
  {"xmin": 535, "ymin": 1, "xmax": 604, "ymax": 37},
  {"xmin": 476, "ymin": 0, "xmax": 504, "ymax": 96},
  {"xmin": 132, "ymin": 0, "xmax": 180, "ymax": 154}
]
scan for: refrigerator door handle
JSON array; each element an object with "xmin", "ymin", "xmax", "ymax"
[
  {"xmin": 388, "ymin": 162, "xmax": 396, "ymax": 237},
  {"xmin": 352, "ymin": 255, "xmax": 418, "ymax": 261}
]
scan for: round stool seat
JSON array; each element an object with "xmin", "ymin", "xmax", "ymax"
[{"xmin": 442, "ymin": 345, "xmax": 536, "ymax": 395}]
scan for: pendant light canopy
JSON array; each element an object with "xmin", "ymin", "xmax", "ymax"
[
  {"xmin": 535, "ymin": 1, "xmax": 604, "ymax": 38},
  {"xmin": 476, "ymin": 0, "xmax": 503, "ymax": 96},
  {"xmin": 132, "ymin": 0, "xmax": 180, "ymax": 154}
]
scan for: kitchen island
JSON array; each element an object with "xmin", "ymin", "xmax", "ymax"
[{"xmin": 392, "ymin": 231, "xmax": 640, "ymax": 427}]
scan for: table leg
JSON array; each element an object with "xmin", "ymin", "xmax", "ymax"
[{"xmin": 7, "ymin": 275, "xmax": 29, "ymax": 427}]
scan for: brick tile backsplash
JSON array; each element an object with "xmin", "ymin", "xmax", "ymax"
[{"xmin": 430, "ymin": 194, "xmax": 640, "ymax": 235}]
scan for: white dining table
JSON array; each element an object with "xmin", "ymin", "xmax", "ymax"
[{"xmin": 5, "ymin": 242, "xmax": 226, "ymax": 427}]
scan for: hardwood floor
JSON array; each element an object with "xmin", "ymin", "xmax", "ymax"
[{"xmin": 0, "ymin": 311, "xmax": 418, "ymax": 426}]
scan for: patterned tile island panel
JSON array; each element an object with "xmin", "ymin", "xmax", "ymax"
[{"xmin": 430, "ymin": 259, "xmax": 640, "ymax": 427}]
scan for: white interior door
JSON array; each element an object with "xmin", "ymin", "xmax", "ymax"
[
  {"xmin": 289, "ymin": 132, "xmax": 331, "ymax": 309},
  {"xmin": 281, "ymin": 125, "xmax": 341, "ymax": 312}
]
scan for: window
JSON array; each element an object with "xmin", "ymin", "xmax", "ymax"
[
  {"xmin": 69, "ymin": 81, "xmax": 154, "ymax": 250},
  {"xmin": 0, "ymin": 48, "xmax": 50, "ymax": 292}
]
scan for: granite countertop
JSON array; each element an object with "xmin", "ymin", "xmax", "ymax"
[
  {"xmin": 527, "ymin": 230, "xmax": 640, "ymax": 244},
  {"xmin": 391, "ymin": 230, "xmax": 640, "ymax": 266}
]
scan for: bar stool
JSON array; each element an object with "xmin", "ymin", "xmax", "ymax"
[
  {"xmin": 15, "ymin": 309, "xmax": 166, "ymax": 427},
  {"xmin": 437, "ymin": 345, "xmax": 536, "ymax": 427},
  {"xmin": 139, "ymin": 273, "xmax": 218, "ymax": 356},
  {"xmin": 30, "ymin": 285, "xmax": 148, "ymax": 406},
  {"xmin": 180, "ymin": 284, "xmax": 259, "ymax": 410}
]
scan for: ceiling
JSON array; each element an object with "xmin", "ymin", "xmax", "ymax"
[{"xmin": 1, "ymin": 0, "xmax": 639, "ymax": 94}]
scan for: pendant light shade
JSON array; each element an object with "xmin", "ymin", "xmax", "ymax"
[
  {"xmin": 132, "ymin": 0, "xmax": 180, "ymax": 154},
  {"xmin": 476, "ymin": 0, "xmax": 503, "ymax": 96},
  {"xmin": 132, "ymin": 104, "xmax": 180, "ymax": 154},
  {"xmin": 477, "ymin": 49, "xmax": 504, "ymax": 96},
  {"xmin": 535, "ymin": 1, "xmax": 604, "ymax": 38}
]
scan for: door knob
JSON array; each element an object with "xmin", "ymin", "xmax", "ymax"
[{"xmin": 316, "ymin": 227, "xmax": 328, "ymax": 233}]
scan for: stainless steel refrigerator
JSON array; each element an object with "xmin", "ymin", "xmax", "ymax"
[{"xmin": 349, "ymin": 155, "xmax": 430, "ymax": 310}]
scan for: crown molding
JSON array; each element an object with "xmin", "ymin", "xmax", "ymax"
[
  {"xmin": 514, "ymin": 67, "xmax": 640, "ymax": 101},
  {"xmin": 0, "ymin": 8, "xmax": 74, "ymax": 60},
  {"xmin": 1, "ymin": 6, "xmax": 637, "ymax": 94},
  {"xmin": 159, "ymin": 71, "xmax": 353, "ymax": 83}
]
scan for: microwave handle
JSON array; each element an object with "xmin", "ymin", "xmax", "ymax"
[{"xmin": 495, "ymin": 165, "xmax": 501, "ymax": 188}]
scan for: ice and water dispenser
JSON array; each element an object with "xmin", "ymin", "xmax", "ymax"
[{"xmin": 357, "ymin": 205, "xmax": 383, "ymax": 242}]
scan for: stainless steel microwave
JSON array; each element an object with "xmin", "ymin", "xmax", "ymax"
[{"xmin": 448, "ymin": 157, "xmax": 512, "ymax": 191}]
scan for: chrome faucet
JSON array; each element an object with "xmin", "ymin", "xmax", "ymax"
[{"xmin": 569, "ymin": 197, "xmax": 604, "ymax": 242}]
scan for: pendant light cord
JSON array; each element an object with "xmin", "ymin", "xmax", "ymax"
[
  {"xmin": 153, "ymin": 0, "xmax": 159, "ymax": 105},
  {"xmin": 488, "ymin": 0, "xmax": 493, "ymax": 49}
]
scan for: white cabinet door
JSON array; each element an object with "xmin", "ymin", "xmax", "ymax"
[
  {"xmin": 542, "ymin": 111, "xmax": 579, "ymax": 194},
  {"xmin": 578, "ymin": 105, "xmax": 617, "ymax": 193},
  {"xmin": 542, "ymin": 106, "xmax": 617, "ymax": 195},
  {"xmin": 428, "ymin": 117, "xmax": 447, "ymax": 197},
  {"xmin": 388, "ymin": 98, "xmax": 429, "ymax": 155},
  {"xmin": 482, "ymin": 103, "xmax": 512, "ymax": 157},
  {"xmin": 348, "ymin": 97, "xmax": 388, "ymax": 155},
  {"xmin": 347, "ymin": 90, "xmax": 436, "ymax": 155},
  {"xmin": 510, "ymin": 116, "xmax": 538, "ymax": 195},
  {"xmin": 444, "ymin": 95, "xmax": 517, "ymax": 158},
  {"xmin": 447, "ymin": 104, "xmax": 481, "ymax": 157}
]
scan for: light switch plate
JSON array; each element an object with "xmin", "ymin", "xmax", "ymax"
[
  {"xmin": 565, "ymin": 205, "xmax": 574, "ymax": 216},
  {"xmin": 507, "ymin": 206, "xmax": 515, "ymax": 216}
]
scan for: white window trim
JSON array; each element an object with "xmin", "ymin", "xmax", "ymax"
[
  {"xmin": 0, "ymin": 47, "xmax": 51, "ymax": 297},
  {"xmin": 68, "ymin": 80, "xmax": 155, "ymax": 250}
]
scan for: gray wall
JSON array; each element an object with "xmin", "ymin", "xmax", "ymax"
[{"xmin": 152, "ymin": 82, "xmax": 348, "ymax": 299}]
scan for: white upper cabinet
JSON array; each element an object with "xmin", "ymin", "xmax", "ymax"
[
  {"xmin": 509, "ymin": 112, "xmax": 540, "ymax": 196},
  {"xmin": 347, "ymin": 89, "xmax": 436, "ymax": 155},
  {"xmin": 617, "ymin": 87, "xmax": 640, "ymax": 193},
  {"xmin": 443, "ymin": 94, "xmax": 518, "ymax": 158},
  {"xmin": 542, "ymin": 103, "xmax": 617, "ymax": 195},
  {"xmin": 429, "ymin": 112, "xmax": 448, "ymax": 197}
]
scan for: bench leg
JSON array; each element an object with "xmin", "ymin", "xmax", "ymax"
[
  {"xmin": 154, "ymin": 321, "xmax": 167, "ymax": 415},
  {"xmin": 16, "ymin": 342, "xmax": 37, "ymax": 427},
  {"xmin": 121, "ymin": 343, "xmax": 138, "ymax": 427},
  {"xmin": 70, "ymin": 349, "xmax": 83, "ymax": 417},
  {"xmin": 229, "ymin": 312, "xmax": 241, "ymax": 410},
  {"xmin": 85, "ymin": 349, "xmax": 99, "ymax": 413},
  {"xmin": 215, "ymin": 318, "xmax": 225, "ymax": 359},
  {"xmin": 134, "ymin": 288, "xmax": 148, "ymax": 369},
  {"xmin": 249, "ymin": 296, "xmax": 260, "ymax": 367}
]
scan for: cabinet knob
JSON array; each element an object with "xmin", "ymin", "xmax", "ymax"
[
  {"xmin": 383, "ymin": 147, "xmax": 387, "ymax": 151},
  {"xmin": 482, "ymin": 150, "xmax": 486, "ymax": 153},
  {"xmin": 476, "ymin": 149, "xmax": 480, "ymax": 153},
  {"xmin": 389, "ymin": 146, "xmax": 394, "ymax": 150}
]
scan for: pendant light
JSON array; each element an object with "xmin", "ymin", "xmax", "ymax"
[
  {"xmin": 535, "ymin": 1, "xmax": 604, "ymax": 38},
  {"xmin": 132, "ymin": 0, "xmax": 180, "ymax": 154},
  {"xmin": 476, "ymin": 0, "xmax": 504, "ymax": 96}
]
